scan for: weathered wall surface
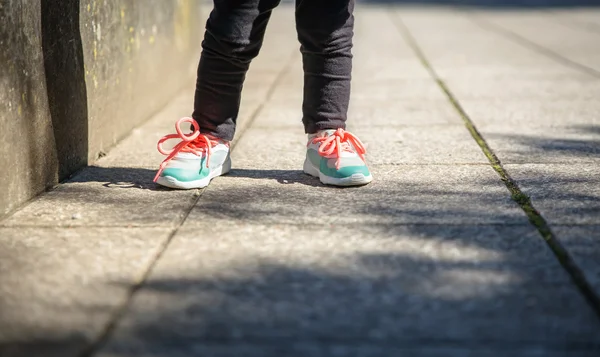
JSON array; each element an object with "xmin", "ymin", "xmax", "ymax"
[
  {"xmin": 0, "ymin": 0, "xmax": 59, "ymax": 219},
  {"xmin": 79, "ymin": 0, "xmax": 202, "ymax": 162},
  {"xmin": 0, "ymin": 0, "xmax": 203, "ymax": 218}
]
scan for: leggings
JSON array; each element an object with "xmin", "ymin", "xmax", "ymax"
[{"xmin": 192, "ymin": 0, "xmax": 355, "ymax": 140}]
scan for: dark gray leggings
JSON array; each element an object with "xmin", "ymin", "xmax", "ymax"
[{"xmin": 192, "ymin": 0, "xmax": 355, "ymax": 141}]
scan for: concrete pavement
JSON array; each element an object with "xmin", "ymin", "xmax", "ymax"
[{"xmin": 1, "ymin": 3, "xmax": 600, "ymax": 357}]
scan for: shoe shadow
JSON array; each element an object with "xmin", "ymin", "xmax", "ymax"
[
  {"xmin": 67, "ymin": 166, "xmax": 169, "ymax": 191},
  {"xmin": 225, "ymin": 169, "xmax": 324, "ymax": 188},
  {"xmin": 66, "ymin": 167, "xmax": 326, "ymax": 190}
]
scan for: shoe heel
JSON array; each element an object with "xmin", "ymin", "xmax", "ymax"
[
  {"xmin": 222, "ymin": 156, "xmax": 232, "ymax": 175},
  {"xmin": 303, "ymin": 158, "xmax": 319, "ymax": 178}
]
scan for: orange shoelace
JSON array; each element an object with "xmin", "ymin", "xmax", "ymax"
[
  {"xmin": 310, "ymin": 128, "xmax": 367, "ymax": 170},
  {"xmin": 153, "ymin": 117, "xmax": 220, "ymax": 182}
]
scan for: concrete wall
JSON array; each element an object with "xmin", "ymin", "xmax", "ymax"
[
  {"xmin": 0, "ymin": 0, "xmax": 58, "ymax": 219},
  {"xmin": 0, "ymin": 0, "xmax": 203, "ymax": 218}
]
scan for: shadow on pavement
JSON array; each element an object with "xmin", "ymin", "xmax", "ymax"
[
  {"xmin": 3, "ymin": 163, "xmax": 600, "ymax": 355},
  {"xmin": 3, "ymin": 124, "xmax": 600, "ymax": 354},
  {"xmin": 0, "ymin": 337, "xmax": 87, "ymax": 357},
  {"xmin": 488, "ymin": 125, "xmax": 600, "ymax": 161},
  {"xmin": 98, "ymin": 226, "xmax": 600, "ymax": 355}
]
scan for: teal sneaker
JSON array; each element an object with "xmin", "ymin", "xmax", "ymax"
[
  {"xmin": 154, "ymin": 118, "xmax": 231, "ymax": 189},
  {"xmin": 304, "ymin": 128, "xmax": 373, "ymax": 187}
]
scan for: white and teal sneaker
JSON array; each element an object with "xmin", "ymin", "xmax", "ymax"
[
  {"xmin": 304, "ymin": 128, "xmax": 373, "ymax": 187},
  {"xmin": 154, "ymin": 118, "xmax": 231, "ymax": 189}
]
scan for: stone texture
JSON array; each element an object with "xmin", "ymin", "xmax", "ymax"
[
  {"xmin": 80, "ymin": 0, "xmax": 204, "ymax": 162},
  {"xmin": 552, "ymin": 225, "xmax": 600, "ymax": 296},
  {"xmin": 98, "ymin": 224, "xmax": 600, "ymax": 356},
  {"xmin": 0, "ymin": 167, "xmax": 198, "ymax": 228},
  {"xmin": 397, "ymin": 9, "xmax": 593, "ymax": 81},
  {"xmin": 474, "ymin": 11, "xmax": 600, "ymax": 73},
  {"xmin": 0, "ymin": 1, "xmax": 58, "ymax": 218},
  {"xmin": 0, "ymin": 0, "xmax": 206, "ymax": 219},
  {"xmin": 459, "ymin": 98, "xmax": 600, "ymax": 127},
  {"xmin": 0, "ymin": 227, "xmax": 170, "ymax": 357},
  {"xmin": 348, "ymin": 100, "xmax": 463, "ymax": 128},
  {"xmin": 505, "ymin": 164, "xmax": 600, "ymax": 225},
  {"xmin": 233, "ymin": 124, "xmax": 488, "ymax": 167},
  {"xmin": 551, "ymin": 8, "xmax": 600, "ymax": 28},
  {"xmin": 231, "ymin": 128, "xmax": 307, "ymax": 167},
  {"xmin": 478, "ymin": 124, "xmax": 600, "ymax": 164},
  {"xmin": 353, "ymin": 7, "xmax": 431, "ymax": 82},
  {"xmin": 98, "ymin": 345, "xmax": 600, "ymax": 357},
  {"xmin": 352, "ymin": 79, "xmax": 448, "ymax": 101},
  {"xmin": 253, "ymin": 99, "xmax": 464, "ymax": 131},
  {"xmin": 356, "ymin": 126, "xmax": 488, "ymax": 164},
  {"xmin": 185, "ymin": 165, "xmax": 527, "ymax": 226},
  {"xmin": 444, "ymin": 77, "xmax": 600, "ymax": 100}
]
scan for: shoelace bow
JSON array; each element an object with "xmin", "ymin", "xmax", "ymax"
[
  {"xmin": 153, "ymin": 117, "xmax": 220, "ymax": 182},
  {"xmin": 310, "ymin": 128, "xmax": 367, "ymax": 170}
]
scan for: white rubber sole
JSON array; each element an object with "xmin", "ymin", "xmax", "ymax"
[
  {"xmin": 156, "ymin": 157, "xmax": 232, "ymax": 190},
  {"xmin": 303, "ymin": 158, "xmax": 372, "ymax": 187}
]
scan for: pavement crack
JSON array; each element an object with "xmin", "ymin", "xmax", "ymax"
[
  {"xmin": 390, "ymin": 9, "xmax": 600, "ymax": 321},
  {"xmin": 78, "ymin": 190, "xmax": 205, "ymax": 357}
]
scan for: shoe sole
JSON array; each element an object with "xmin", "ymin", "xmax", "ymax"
[
  {"xmin": 156, "ymin": 157, "xmax": 232, "ymax": 190},
  {"xmin": 303, "ymin": 158, "xmax": 372, "ymax": 187}
]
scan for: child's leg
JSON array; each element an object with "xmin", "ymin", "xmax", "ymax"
[
  {"xmin": 193, "ymin": 0, "xmax": 281, "ymax": 141},
  {"xmin": 297, "ymin": 1, "xmax": 371, "ymax": 186},
  {"xmin": 295, "ymin": 0, "xmax": 354, "ymax": 134}
]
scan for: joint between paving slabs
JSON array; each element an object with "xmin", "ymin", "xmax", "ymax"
[
  {"xmin": 463, "ymin": 12, "xmax": 600, "ymax": 80},
  {"xmin": 77, "ymin": 188, "xmax": 204, "ymax": 357},
  {"xmin": 542, "ymin": 9, "xmax": 600, "ymax": 35},
  {"xmin": 229, "ymin": 50, "xmax": 299, "ymax": 152},
  {"xmin": 78, "ymin": 51, "xmax": 300, "ymax": 357},
  {"xmin": 390, "ymin": 9, "xmax": 600, "ymax": 319}
]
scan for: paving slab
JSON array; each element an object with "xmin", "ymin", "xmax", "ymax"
[
  {"xmin": 186, "ymin": 164, "xmax": 526, "ymax": 226},
  {"xmin": 97, "ymin": 345, "xmax": 600, "ymax": 357},
  {"xmin": 499, "ymin": 164, "xmax": 600, "ymax": 296},
  {"xmin": 550, "ymin": 8, "xmax": 600, "ymax": 31},
  {"xmin": 98, "ymin": 224, "xmax": 600, "ymax": 356},
  {"xmin": 551, "ymin": 225, "xmax": 600, "ymax": 297},
  {"xmin": 272, "ymin": 78, "xmax": 448, "ymax": 101},
  {"xmin": 352, "ymin": 79, "xmax": 448, "ymax": 101},
  {"xmin": 0, "ymin": 167, "xmax": 197, "ymax": 228},
  {"xmin": 458, "ymin": 98, "xmax": 600, "ymax": 127},
  {"xmin": 478, "ymin": 124, "xmax": 600, "ymax": 164},
  {"xmin": 0, "ymin": 227, "xmax": 169, "ymax": 357},
  {"xmin": 234, "ymin": 125, "xmax": 487, "ymax": 166},
  {"xmin": 505, "ymin": 164, "xmax": 600, "ymax": 225},
  {"xmin": 472, "ymin": 11, "xmax": 600, "ymax": 74},
  {"xmin": 443, "ymin": 77, "xmax": 600, "ymax": 100},
  {"xmin": 348, "ymin": 99, "xmax": 463, "ymax": 128},
  {"xmin": 395, "ymin": 10, "xmax": 590, "ymax": 80},
  {"xmin": 353, "ymin": 7, "xmax": 431, "ymax": 81},
  {"xmin": 250, "ymin": 101, "xmax": 317, "ymax": 130},
  {"xmin": 351, "ymin": 126, "xmax": 488, "ymax": 164}
]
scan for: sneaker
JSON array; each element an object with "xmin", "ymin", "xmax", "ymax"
[
  {"xmin": 304, "ymin": 128, "xmax": 373, "ymax": 186},
  {"xmin": 154, "ymin": 117, "xmax": 231, "ymax": 189}
]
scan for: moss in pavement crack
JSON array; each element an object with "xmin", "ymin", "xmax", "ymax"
[{"xmin": 391, "ymin": 10, "xmax": 600, "ymax": 319}]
